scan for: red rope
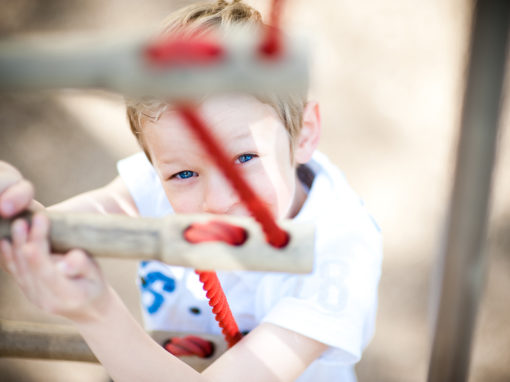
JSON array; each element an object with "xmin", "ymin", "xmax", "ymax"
[
  {"xmin": 163, "ymin": 221, "xmax": 245, "ymax": 358},
  {"xmin": 259, "ymin": 0, "xmax": 285, "ymax": 57},
  {"xmin": 145, "ymin": 33, "xmax": 224, "ymax": 67},
  {"xmin": 196, "ymin": 270, "xmax": 243, "ymax": 348},
  {"xmin": 155, "ymin": 0, "xmax": 289, "ymax": 357},
  {"xmin": 184, "ymin": 220, "xmax": 247, "ymax": 246},
  {"xmin": 177, "ymin": 105, "xmax": 289, "ymax": 248},
  {"xmin": 173, "ymin": 105, "xmax": 290, "ymax": 353},
  {"xmin": 163, "ymin": 336, "xmax": 214, "ymax": 358},
  {"xmin": 145, "ymin": 0, "xmax": 285, "ymax": 62},
  {"xmin": 184, "ymin": 220, "xmax": 248, "ymax": 349},
  {"xmin": 174, "ymin": 101, "xmax": 291, "ymax": 351}
]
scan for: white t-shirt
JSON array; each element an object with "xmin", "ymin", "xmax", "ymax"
[{"xmin": 117, "ymin": 151, "xmax": 382, "ymax": 382}]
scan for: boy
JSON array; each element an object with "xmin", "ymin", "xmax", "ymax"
[{"xmin": 0, "ymin": 1, "xmax": 382, "ymax": 381}]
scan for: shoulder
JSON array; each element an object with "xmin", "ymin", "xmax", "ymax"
[
  {"xmin": 299, "ymin": 151, "xmax": 381, "ymax": 237},
  {"xmin": 303, "ymin": 151, "xmax": 382, "ymax": 280}
]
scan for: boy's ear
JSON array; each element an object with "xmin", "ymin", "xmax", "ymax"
[{"xmin": 294, "ymin": 101, "xmax": 321, "ymax": 164}]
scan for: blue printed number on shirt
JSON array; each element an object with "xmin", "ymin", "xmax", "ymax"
[{"xmin": 140, "ymin": 271, "xmax": 176, "ymax": 314}]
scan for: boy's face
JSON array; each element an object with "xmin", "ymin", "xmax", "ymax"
[{"xmin": 143, "ymin": 94, "xmax": 305, "ymax": 220}]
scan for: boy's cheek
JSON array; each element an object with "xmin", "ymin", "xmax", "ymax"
[{"xmin": 163, "ymin": 189, "xmax": 201, "ymax": 214}]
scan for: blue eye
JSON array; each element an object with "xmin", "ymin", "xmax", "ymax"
[
  {"xmin": 173, "ymin": 170, "xmax": 197, "ymax": 179},
  {"xmin": 237, "ymin": 154, "xmax": 256, "ymax": 164}
]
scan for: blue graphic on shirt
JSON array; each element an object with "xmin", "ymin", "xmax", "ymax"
[{"xmin": 140, "ymin": 271, "xmax": 176, "ymax": 314}]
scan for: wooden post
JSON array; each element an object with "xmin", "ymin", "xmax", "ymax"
[{"xmin": 427, "ymin": 1, "xmax": 510, "ymax": 381}]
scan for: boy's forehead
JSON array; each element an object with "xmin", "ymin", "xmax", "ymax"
[
  {"xmin": 152, "ymin": 94, "xmax": 282, "ymax": 134},
  {"xmin": 144, "ymin": 95, "xmax": 289, "ymax": 162},
  {"xmin": 200, "ymin": 93, "xmax": 277, "ymax": 120}
]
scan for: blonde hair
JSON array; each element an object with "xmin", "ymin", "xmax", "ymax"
[{"xmin": 126, "ymin": 0, "xmax": 307, "ymax": 159}]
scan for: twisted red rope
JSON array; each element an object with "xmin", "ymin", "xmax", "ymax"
[
  {"xmin": 177, "ymin": 105, "xmax": 289, "ymax": 248},
  {"xmin": 259, "ymin": 0, "xmax": 285, "ymax": 57},
  {"xmin": 163, "ymin": 221, "xmax": 245, "ymax": 358},
  {"xmin": 155, "ymin": 0, "xmax": 288, "ymax": 358},
  {"xmin": 145, "ymin": 33, "xmax": 224, "ymax": 67},
  {"xmin": 168, "ymin": 104, "xmax": 290, "ymax": 354},
  {"xmin": 196, "ymin": 270, "xmax": 243, "ymax": 348},
  {"xmin": 184, "ymin": 220, "xmax": 247, "ymax": 246},
  {"xmin": 185, "ymin": 221, "xmax": 246, "ymax": 348},
  {"xmin": 164, "ymin": 335, "xmax": 214, "ymax": 358},
  {"xmin": 173, "ymin": 104, "xmax": 290, "ymax": 353}
]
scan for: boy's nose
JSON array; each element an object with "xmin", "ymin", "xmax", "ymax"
[{"xmin": 202, "ymin": 170, "xmax": 240, "ymax": 215}]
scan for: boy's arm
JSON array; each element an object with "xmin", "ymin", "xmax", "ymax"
[
  {"xmin": 0, "ymin": 160, "xmax": 138, "ymax": 217},
  {"xmin": 1, "ymin": 213, "xmax": 326, "ymax": 382},
  {"xmin": 78, "ymin": 289, "xmax": 327, "ymax": 382},
  {"xmin": 1, "ymin": 162, "xmax": 327, "ymax": 380},
  {"xmin": 82, "ymin": 306, "xmax": 327, "ymax": 382},
  {"xmin": 48, "ymin": 176, "xmax": 138, "ymax": 216},
  {"xmin": 202, "ymin": 323, "xmax": 328, "ymax": 381}
]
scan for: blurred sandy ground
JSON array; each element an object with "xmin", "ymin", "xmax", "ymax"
[{"xmin": 0, "ymin": 0, "xmax": 509, "ymax": 381}]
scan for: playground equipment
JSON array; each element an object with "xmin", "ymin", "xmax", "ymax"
[
  {"xmin": 427, "ymin": 1, "xmax": 509, "ymax": 381},
  {"xmin": 0, "ymin": 0, "xmax": 312, "ymax": 369},
  {"xmin": 0, "ymin": 211, "xmax": 314, "ymax": 273},
  {"xmin": 0, "ymin": 0, "xmax": 509, "ymax": 380}
]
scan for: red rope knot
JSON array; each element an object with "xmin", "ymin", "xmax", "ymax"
[
  {"xmin": 163, "ymin": 335, "xmax": 215, "ymax": 358},
  {"xmin": 184, "ymin": 220, "xmax": 247, "ymax": 246},
  {"xmin": 259, "ymin": 26, "xmax": 283, "ymax": 58},
  {"xmin": 176, "ymin": 106, "xmax": 290, "ymax": 249},
  {"xmin": 259, "ymin": 0, "xmax": 285, "ymax": 58},
  {"xmin": 145, "ymin": 33, "xmax": 224, "ymax": 67}
]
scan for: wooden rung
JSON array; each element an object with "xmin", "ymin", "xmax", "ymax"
[
  {"xmin": 0, "ymin": 320, "xmax": 97, "ymax": 363},
  {"xmin": 0, "ymin": 211, "xmax": 315, "ymax": 273},
  {"xmin": 0, "ymin": 320, "xmax": 225, "ymax": 371},
  {"xmin": 0, "ymin": 26, "xmax": 308, "ymax": 100}
]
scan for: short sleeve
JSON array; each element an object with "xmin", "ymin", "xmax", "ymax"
[
  {"xmin": 117, "ymin": 152, "xmax": 173, "ymax": 217},
  {"xmin": 260, "ymin": 230, "xmax": 382, "ymax": 364}
]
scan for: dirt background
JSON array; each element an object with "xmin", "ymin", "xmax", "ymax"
[{"xmin": 0, "ymin": 0, "xmax": 509, "ymax": 381}]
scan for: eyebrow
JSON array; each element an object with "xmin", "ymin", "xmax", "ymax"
[
  {"xmin": 156, "ymin": 125, "xmax": 257, "ymax": 168},
  {"xmin": 223, "ymin": 127, "xmax": 253, "ymax": 142}
]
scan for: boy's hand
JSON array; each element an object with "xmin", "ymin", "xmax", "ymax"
[
  {"xmin": 0, "ymin": 214, "xmax": 111, "ymax": 323},
  {"xmin": 0, "ymin": 161, "xmax": 36, "ymax": 218}
]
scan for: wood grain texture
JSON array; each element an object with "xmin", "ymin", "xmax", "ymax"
[
  {"xmin": 0, "ymin": 320, "xmax": 226, "ymax": 371},
  {"xmin": 0, "ymin": 211, "xmax": 315, "ymax": 273}
]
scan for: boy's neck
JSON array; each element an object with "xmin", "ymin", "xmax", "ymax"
[{"xmin": 288, "ymin": 172, "xmax": 309, "ymax": 219}]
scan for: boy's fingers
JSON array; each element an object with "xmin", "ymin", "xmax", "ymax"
[
  {"xmin": 29, "ymin": 214, "xmax": 50, "ymax": 243},
  {"xmin": 11, "ymin": 219, "xmax": 28, "ymax": 247},
  {"xmin": 22, "ymin": 215, "xmax": 53, "ymax": 280},
  {"xmin": 11, "ymin": 223, "xmax": 31, "ymax": 289},
  {"xmin": 0, "ymin": 179, "xmax": 34, "ymax": 218},
  {"xmin": 22, "ymin": 242, "xmax": 54, "ymax": 281},
  {"xmin": 0, "ymin": 239, "xmax": 18, "ymax": 276},
  {"xmin": 57, "ymin": 249, "xmax": 92, "ymax": 278}
]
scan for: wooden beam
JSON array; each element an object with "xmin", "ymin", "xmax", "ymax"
[
  {"xmin": 0, "ymin": 26, "xmax": 308, "ymax": 100},
  {"xmin": 0, "ymin": 211, "xmax": 314, "ymax": 273},
  {"xmin": 0, "ymin": 320, "xmax": 226, "ymax": 371}
]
